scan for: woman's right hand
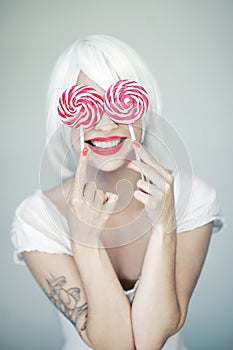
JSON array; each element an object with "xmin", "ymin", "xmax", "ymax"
[{"xmin": 65, "ymin": 148, "xmax": 118, "ymax": 246}]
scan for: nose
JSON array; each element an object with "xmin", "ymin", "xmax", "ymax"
[{"xmin": 94, "ymin": 111, "xmax": 118, "ymax": 131}]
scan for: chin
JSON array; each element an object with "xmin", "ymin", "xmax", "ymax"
[
  {"xmin": 88, "ymin": 139, "xmax": 132, "ymax": 172},
  {"xmin": 90, "ymin": 155, "xmax": 126, "ymax": 172},
  {"xmin": 100, "ymin": 159, "xmax": 125, "ymax": 172}
]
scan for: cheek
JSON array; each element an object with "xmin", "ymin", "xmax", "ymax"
[
  {"xmin": 133, "ymin": 120, "xmax": 142, "ymax": 140},
  {"xmin": 70, "ymin": 129, "xmax": 81, "ymax": 153},
  {"xmin": 120, "ymin": 121, "xmax": 142, "ymax": 140}
]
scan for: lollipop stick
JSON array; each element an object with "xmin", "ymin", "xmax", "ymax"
[
  {"xmin": 80, "ymin": 126, "xmax": 84, "ymax": 151},
  {"xmin": 137, "ymin": 152, "xmax": 147, "ymax": 181},
  {"xmin": 128, "ymin": 124, "xmax": 136, "ymax": 141},
  {"xmin": 128, "ymin": 125, "xmax": 146, "ymax": 181}
]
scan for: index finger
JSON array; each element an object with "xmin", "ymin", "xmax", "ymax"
[
  {"xmin": 74, "ymin": 147, "xmax": 89, "ymax": 195},
  {"xmin": 132, "ymin": 141, "xmax": 173, "ymax": 182}
]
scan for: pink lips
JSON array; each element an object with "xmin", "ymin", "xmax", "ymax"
[{"xmin": 85, "ymin": 136, "xmax": 126, "ymax": 156}]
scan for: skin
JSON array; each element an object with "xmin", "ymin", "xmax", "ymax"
[{"xmin": 22, "ymin": 71, "xmax": 213, "ymax": 350}]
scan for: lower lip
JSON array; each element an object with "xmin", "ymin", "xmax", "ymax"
[{"xmin": 87, "ymin": 140, "xmax": 125, "ymax": 155}]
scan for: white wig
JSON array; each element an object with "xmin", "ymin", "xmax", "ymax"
[{"xmin": 43, "ymin": 34, "xmax": 163, "ymax": 186}]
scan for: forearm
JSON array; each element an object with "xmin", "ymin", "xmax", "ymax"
[
  {"xmin": 132, "ymin": 227, "xmax": 180, "ymax": 350},
  {"xmin": 72, "ymin": 239, "xmax": 135, "ymax": 350}
]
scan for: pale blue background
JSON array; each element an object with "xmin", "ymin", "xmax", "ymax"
[{"xmin": 1, "ymin": 0, "xmax": 232, "ymax": 349}]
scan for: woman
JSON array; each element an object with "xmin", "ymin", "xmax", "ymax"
[{"xmin": 11, "ymin": 34, "xmax": 225, "ymax": 350}]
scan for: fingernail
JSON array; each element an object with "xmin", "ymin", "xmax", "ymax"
[
  {"xmin": 133, "ymin": 140, "xmax": 140, "ymax": 148},
  {"xmin": 82, "ymin": 147, "xmax": 88, "ymax": 156}
]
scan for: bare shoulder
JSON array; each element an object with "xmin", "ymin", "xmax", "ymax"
[{"xmin": 42, "ymin": 177, "xmax": 75, "ymax": 217}]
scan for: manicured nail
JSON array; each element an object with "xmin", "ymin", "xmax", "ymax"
[
  {"xmin": 133, "ymin": 140, "xmax": 140, "ymax": 148},
  {"xmin": 82, "ymin": 147, "xmax": 88, "ymax": 156}
]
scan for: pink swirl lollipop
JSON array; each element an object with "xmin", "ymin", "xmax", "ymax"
[
  {"xmin": 57, "ymin": 84, "xmax": 104, "ymax": 150},
  {"xmin": 104, "ymin": 79, "xmax": 149, "ymax": 125},
  {"xmin": 58, "ymin": 84, "xmax": 104, "ymax": 129},
  {"xmin": 104, "ymin": 80, "xmax": 149, "ymax": 176}
]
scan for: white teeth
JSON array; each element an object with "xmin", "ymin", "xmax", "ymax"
[{"xmin": 91, "ymin": 139, "xmax": 122, "ymax": 148}]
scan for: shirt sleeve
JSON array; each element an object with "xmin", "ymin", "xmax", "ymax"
[
  {"xmin": 176, "ymin": 175, "xmax": 226, "ymax": 234},
  {"xmin": 10, "ymin": 190, "xmax": 72, "ymax": 265}
]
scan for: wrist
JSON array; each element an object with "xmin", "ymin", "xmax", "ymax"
[
  {"xmin": 69, "ymin": 222, "xmax": 105, "ymax": 248},
  {"xmin": 152, "ymin": 218, "xmax": 177, "ymax": 235},
  {"xmin": 71, "ymin": 234, "xmax": 104, "ymax": 252},
  {"xmin": 151, "ymin": 224, "xmax": 177, "ymax": 241}
]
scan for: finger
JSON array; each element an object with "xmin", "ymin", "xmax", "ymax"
[
  {"xmin": 134, "ymin": 189, "xmax": 165, "ymax": 225},
  {"xmin": 94, "ymin": 189, "xmax": 105, "ymax": 208},
  {"xmin": 132, "ymin": 141, "xmax": 173, "ymax": 183},
  {"xmin": 74, "ymin": 147, "xmax": 89, "ymax": 196},
  {"xmin": 134, "ymin": 189, "xmax": 164, "ymax": 210},
  {"xmin": 134, "ymin": 189, "xmax": 149, "ymax": 206},
  {"xmin": 103, "ymin": 192, "xmax": 118, "ymax": 212},
  {"xmin": 127, "ymin": 161, "xmax": 165, "ymax": 189},
  {"xmin": 136, "ymin": 179, "xmax": 164, "ymax": 196},
  {"xmin": 83, "ymin": 181, "xmax": 96, "ymax": 204}
]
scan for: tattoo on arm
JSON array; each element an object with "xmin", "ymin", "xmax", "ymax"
[{"xmin": 45, "ymin": 274, "xmax": 88, "ymax": 333}]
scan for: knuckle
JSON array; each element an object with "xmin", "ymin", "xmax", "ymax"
[
  {"xmin": 165, "ymin": 169, "xmax": 174, "ymax": 183},
  {"xmin": 69, "ymin": 196, "xmax": 78, "ymax": 206},
  {"xmin": 96, "ymin": 189, "xmax": 104, "ymax": 197},
  {"xmin": 165, "ymin": 180, "xmax": 174, "ymax": 192},
  {"xmin": 89, "ymin": 181, "xmax": 96, "ymax": 188},
  {"xmin": 168, "ymin": 173, "xmax": 174, "ymax": 183},
  {"xmin": 134, "ymin": 189, "xmax": 141, "ymax": 198},
  {"xmin": 137, "ymin": 179, "xmax": 144, "ymax": 187}
]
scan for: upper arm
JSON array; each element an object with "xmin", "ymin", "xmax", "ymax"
[
  {"xmin": 22, "ymin": 251, "xmax": 94, "ymax": 348},
  {"xmin": 175, "ymin": 221, "xmax": 213, "ymax": 331}
]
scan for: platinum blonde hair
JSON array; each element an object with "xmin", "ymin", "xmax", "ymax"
[{"xmin": 45, "ymin": 34, "xmax": 163, "ymax": 182}]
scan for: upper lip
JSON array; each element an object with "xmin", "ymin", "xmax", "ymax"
[{"xmin": 85, "ymin": 136, "xmax": 127, "ymax": 142}]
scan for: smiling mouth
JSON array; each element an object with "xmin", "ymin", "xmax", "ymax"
[{"xmin": 85, "ymin": 137, "xmax": 127, "ymax": 149}]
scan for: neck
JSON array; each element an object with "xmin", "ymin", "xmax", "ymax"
[{"xmin": 88, "ymin": 161, "xmax": 140, "ymax": 194}]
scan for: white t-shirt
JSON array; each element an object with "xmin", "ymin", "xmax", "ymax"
[{"xmin": 10, "ymin": 174, "xmax": 226, "ymax": 350}]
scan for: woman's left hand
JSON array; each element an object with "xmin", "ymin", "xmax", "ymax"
[{"xmin": 126, "ymin": 141, "xmax": 177, "ymax": 234}]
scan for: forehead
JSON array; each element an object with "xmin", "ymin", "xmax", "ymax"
[{"xmin": 77, "ymin": 71, "xmax": 105, "ymax": 96}]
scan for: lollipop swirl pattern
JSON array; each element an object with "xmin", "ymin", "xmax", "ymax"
[
  {"xmin": 57, "ymin": 84, "xmax": 104, "ymax": 129},
  {"xmin": 104, "ymin": 80, "xmax": 149, "ymax": 124}
]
